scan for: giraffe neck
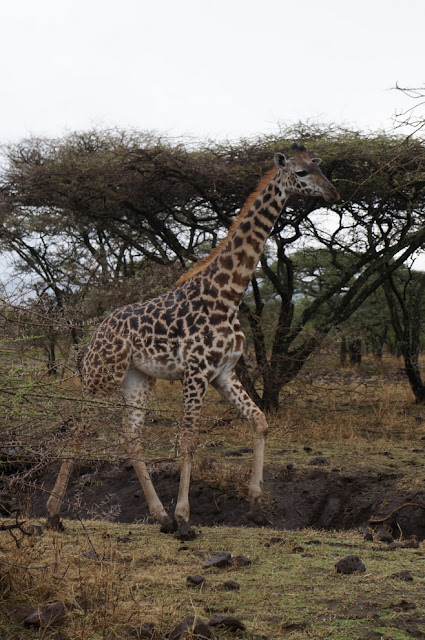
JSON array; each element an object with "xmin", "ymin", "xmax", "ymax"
[{"xmin": 203, "ymin": 176, "xmax": 289, "ymax": 310}]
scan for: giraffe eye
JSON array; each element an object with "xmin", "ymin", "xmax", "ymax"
[{"xmin": 296, "ymin": 170, "xmax": 308, "ymax": 177}]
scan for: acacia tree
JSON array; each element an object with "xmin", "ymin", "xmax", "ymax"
[
  {"xmin": 2, "ymin": 125, "xmax": 425, "ymax": 410},
  {"xmin": 382, "ymin": 264, "xmax": 425, "ymax": 403}
]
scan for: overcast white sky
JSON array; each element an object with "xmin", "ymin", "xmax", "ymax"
[{"xmin": 0, "ymin": 0, "xmax": 424, "ymax": 144}]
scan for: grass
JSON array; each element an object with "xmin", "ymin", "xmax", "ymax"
[
  {"xmin": 0, "ymin": 521, "xmax": 424, "ymax": 639},
  {"xmin": 2, "ymin": 351, "xmax": 425, "ymax": 638}
]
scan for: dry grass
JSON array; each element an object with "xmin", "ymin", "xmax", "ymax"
[
  {"xmin": 2, "ymin": 352, "xmax": 425, "ymax": 638},
  {"xmin": 1, "ymin": 520, "xmax": 424, "ymax": 639}
]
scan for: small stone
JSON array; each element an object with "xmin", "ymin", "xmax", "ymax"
[
  {"xmin": 335, "ymin": 555, "xmax": 366, "ymax": 574},
  {"xmin": 11, "ymin": 606, "xmax": 33, "ymax": 623},
  {"xmin": 23, "ymin": 601, "xmax": 65, "ymax": 627},
  {"xmin": 292, "ymin": 545, "xmax": 304, "ymax": 553},
  {"xmin": 391, "ymin": 570, "xmax": 413, "ymax": 582},
  {"xmin": 392, "ymin": 600, "xmax": 416, "ymax": 612},
  {"xmin": 387, "ymin": 539, "xmax": 419, "ymax": 550},
  {"xmin": 208, "ymin": 616, "xmax": 246, "ymax": 631},
  {"xmin": 78, "ymin": 473, "xmax": 97, "ymax": 486},
  {"xmin": 232, "ymin": 554, "xmax": 251, "ymax": 567},
  {"xmin": 401, "ymin": 539, "xmax": 419, "ymax": 549},
  {"xmin": 268, "ymin": 536, "xmax": 284, "ymax": 545},
  {"xmin": 223, "ymin": 580, "xmax": 240, "ymax": 591},
  {"xmin": 169, "ymin": 615, "xmax": 213, "ymax": 640},
  {"xmin": 202, "ymin": 551, "xmax": 232, "ymax": 569},
  {"xmin": 174, "ymin": 524, "xmax": 198, "ymax": 541},
  {"xmin": 186, "ymin": 575, "xmax": 206, "ymax": 587},
  {"xmin": 374, "ymin": 527, "xmax": 394, "ymax": 544}
]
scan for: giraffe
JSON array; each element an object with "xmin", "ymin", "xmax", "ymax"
[{"xmin": 46, "ymin": 143, "xmax": 340, "ymax": 536}]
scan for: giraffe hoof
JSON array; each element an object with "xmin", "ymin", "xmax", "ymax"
[
  {"xmin": 247, "ymin": 504, "xmax": 271, "ymax": 527},
  {"xmin": 45, "ymin": 515, "xmax": 65, "ymax": 531},
  {"xmin": 160, "ymin": 518, "xmax": 178, "ymax": 534},
  {"xmin": 174, "ymin": 522, "xmax": 198, "ymax": 541}
]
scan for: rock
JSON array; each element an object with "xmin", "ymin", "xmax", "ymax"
[
  {"xmin": 335, "ymin": 555, "xmax": 366, "ymax": 574},
  {"xmin": 223, "ymin": 580, "xmax": 240, "ymax": 591},
  {"xmin": 232, "ymin": 554, "xmax": 251, "ymax": 567},
  {"xmin": 202, "ymin": 551, "xmax": 232, "ymax": 569},
  {"xmin": 391, "ymin": 570, "xmax": 413, "ymax": 581},
  {"xmin": 310, "ymin": 456, "xmax": 328, "ymax": 465},
  {"xmin": 387, "ymin": 539, "xmax": 419, "ymax": 550},
  {"xmin": 186, "ymin": 575, "xmax": 206, "ymax": 587},
  {"xmin": 169, "ymin": 615, "xmax": 213, "ymax": 640},
  {"xmin": 23, "ymin": 601, "xmax": 65, "ymax": 627},
  {"xmin": 78, "ymin": 473, "xmax": 97, "ymax": 486},
  {"xmin": 374, "ymin": 527, "xmax": 394, "ymax": 543},
  {"xmin": 392, "ymin": 600, "xmax": 416, "ymax": 612},
  {"xmin": 292, "ymin": 546, "xmax": 304, "ymax": 554},
  {"xmin": 11, "ymin": 606, "xmax": 33, "ymax": 623},
  {"xmin": 208, "ymin": 615, "xmax": 246, "ymax": 631},
  {"xmin": 174, "ymin": 523, "xmax": 198, "ymax": 541}
]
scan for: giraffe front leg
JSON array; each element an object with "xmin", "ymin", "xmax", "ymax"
[
  {"xmin": 212, "ymin": 373, "xmax": 270, "ymax": 526},
  {"xmin": 247, "ymin": 410, "xmax": 269, "ymax": 525},
  {"xmin": 173, "ymin": 373, "xmax": 208, "ymax": 540}
]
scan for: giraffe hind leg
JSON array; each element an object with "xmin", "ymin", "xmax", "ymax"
[
  {"xmin": 46, "ymin": 416, "xmax": 82, "ymax": 529},
  {"xmin": 120, "ymin": 368, "xmax": 175, "ymax": 532},
  {"xmin": 172, "ymin": 372, "xmax": 208, "ymax": 540}
]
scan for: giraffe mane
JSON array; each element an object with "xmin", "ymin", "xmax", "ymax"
[{"xmin": 176, "ymin": 167, "xmax": 278, "ymax": 286}]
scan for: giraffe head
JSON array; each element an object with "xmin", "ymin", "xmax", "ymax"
[{"xmin": 274, "ymin": 142, "xmax": 340, "ymax": 203}]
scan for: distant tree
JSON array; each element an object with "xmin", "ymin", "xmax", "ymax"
[
  {"xmin": 2, "ymin": 125, "xmax": 425, "ymax": 410},
  {"xmin": 382, "ymin": 263, "xmax": 425, "ymax": 403}
]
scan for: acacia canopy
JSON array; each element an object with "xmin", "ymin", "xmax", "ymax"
[{"xmin": 1, "ymin": 124, "xmax": 425, "ymax": 409}]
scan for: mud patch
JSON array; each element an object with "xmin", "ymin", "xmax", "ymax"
[{"xmin": 17, "ymin": 458, "xmax": 425, "ymax": 540}]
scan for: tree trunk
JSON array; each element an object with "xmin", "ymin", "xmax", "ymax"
[
  {"xmin": 45, "ymin": 339, "xmax": 58, "ymax": 376},
  {"xmin": 340, "ymin": 336, "xmax": 348, "ymax": 367},
  {"xmin": 383, "ymin": 274, "xmax": 425, "ymax": 403},
  {"xmin": 403, "ymin": 350, "xmax": 425, "ymax": 403},
  {"xmin": 348, "ymin": 339, "xmax": 362, "ymax": 365}
]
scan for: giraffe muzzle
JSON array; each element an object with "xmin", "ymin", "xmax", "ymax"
[{"xmin": 324, "ymin": 186, "xmax": 340, "ymax": 203}]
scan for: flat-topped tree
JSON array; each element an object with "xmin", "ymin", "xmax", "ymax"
[{"xmin": 46, "ymin": 144, "xmax": 339, "ymax": 536}]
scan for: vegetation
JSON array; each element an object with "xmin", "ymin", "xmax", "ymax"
[
  {"xmin": 2, "ymin": 123, "xmax": 425, "ymax": 408},
  {"xmin": 1, "ymin": 520, "xmax": 424, "ymax": 640},
  {"xmin": 2, "ymin": 118, "xmax": 425, "ymax": 638}
]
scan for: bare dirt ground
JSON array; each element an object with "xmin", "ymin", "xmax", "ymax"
[{"xmin": 22, "ymin": 445, "xmax": 425, "ymax": 541}]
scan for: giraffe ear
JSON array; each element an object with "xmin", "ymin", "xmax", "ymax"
[
  {"xmin": 311, "ymin": 158, "xmax": 322, "ymax": 166},
  {"xmin": 274, "ymin": 153, "xmax": 288, "ymax": 170}
]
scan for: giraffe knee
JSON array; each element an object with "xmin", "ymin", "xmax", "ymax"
[{"xmin": 251, "ymin": 411, "xmax": 268, "ymax": 438}]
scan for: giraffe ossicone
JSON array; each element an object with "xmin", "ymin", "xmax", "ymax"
[{"xmin": 46, "ymin": 145, "xmax": 339, "ymax": 536}]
